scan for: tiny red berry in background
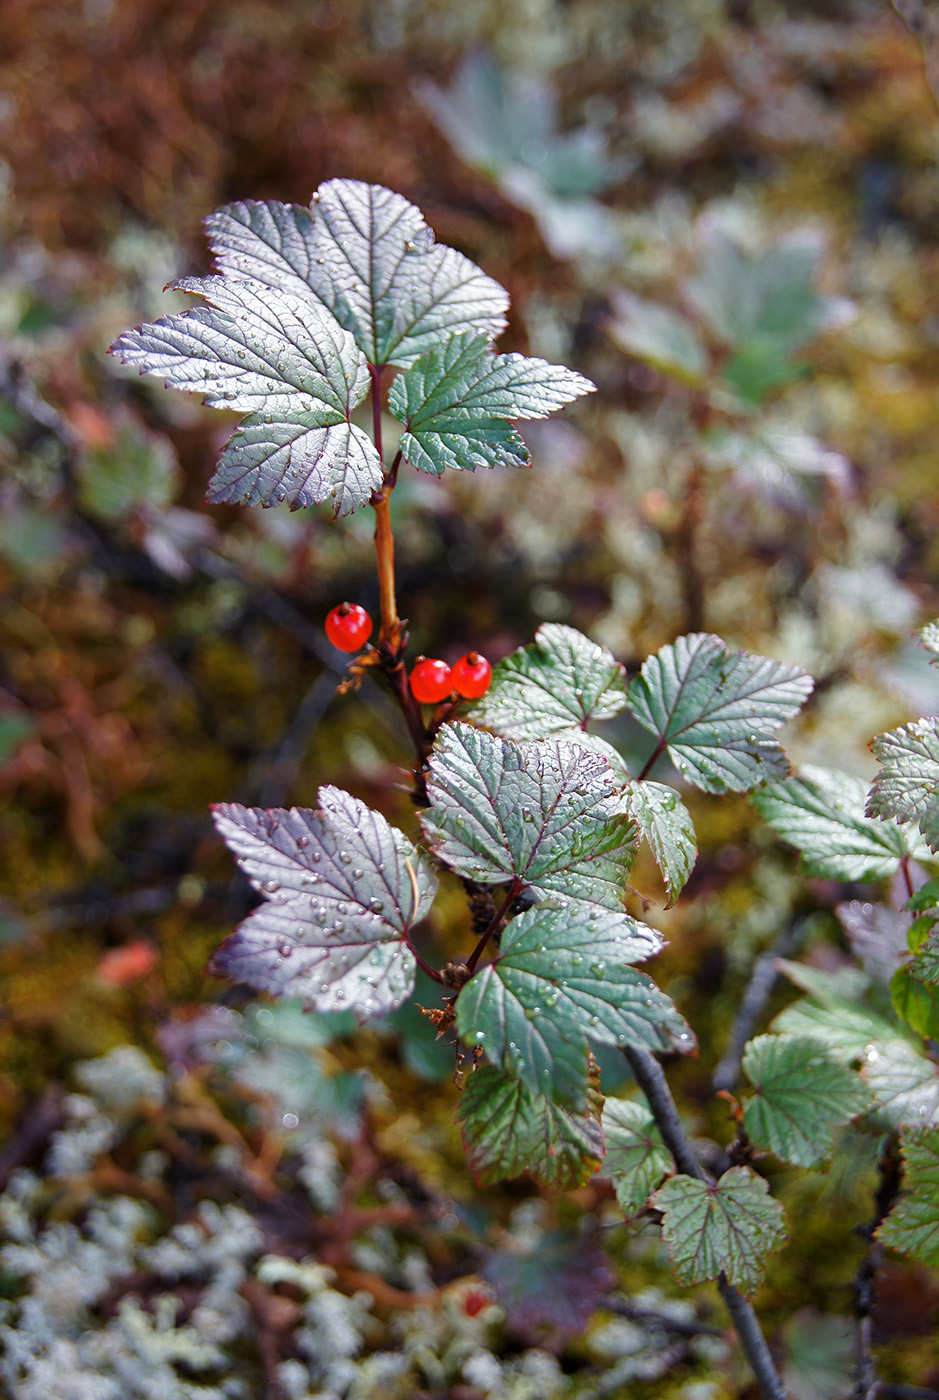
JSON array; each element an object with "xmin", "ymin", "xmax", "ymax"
[
  {"xmin": 451, "ymin": 652, "xmax": 492, "ymax": 699},
  {"xmin": 410, "ymin": 657, "xmax": 453, "ymax": 704},
  {"xmin": 325, "ymin": 603, "xmax": 372, "ymax": 652},
  {"xmin": 462, "ymin": 1288, "xmax": 489, "ymax": 1318}
]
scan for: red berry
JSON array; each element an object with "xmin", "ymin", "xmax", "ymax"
[
  {"xmin": 462, "ymin": 1288, "xmax": 489, "ymax": 1317},
  {"xmin": 410, "ymin": 657, "xmax": 453, "ymax": 704},
  {"xmin": 451, "ymin": 651, "xmax": 492, "ymax": 700},
  {"xmin": 325, "ymin": 603, "xmax": 372, "ymax": 652}
]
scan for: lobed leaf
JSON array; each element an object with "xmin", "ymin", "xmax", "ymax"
[
  {"xmin": 890, "ymin": 963, "xmax": 939, "ymax": 1040},
  {"xmin": 908, "ymin": 931, "xmax": 939, "ymax": 987},
  {"xmin": 420, "ymin": 722, "xmax": 638, "ymax": 909},
  {"xmin": 389, "ymin": 332, "xmax": 594, "ymax": 477},
  {"xmin": 741, "ymin": 1035, "xmax": 870, "ymax": 1168},
  {"xmin": 457, "ymin": 1061, "xmax": 605, "ymax": 1190},
  {"xmin": 862, "ymin": 1039, "xmax": 939, "ymax": 1130},
  {"xmin": 878, "ymin": 1128, "xmax": 939, "ymax": 1266},
  {"xmin": 771, "ymin": 997, "xmax": 900, "ymax": 1063},
  {"xmin": 651, "ymin": 1167, "xmax": 787, "ymax": 1296},
  {"xmin": 626, "ymin": 632, "xmax": 813, "ymax": 794},
  {"xmin": 918, "ymin": 620, "xmax": 939, "ymax": 665},
  {"xmin": 835, "ymin": 900, "xmax": 911, "ymax": 986},
  {"xmin": 206, "ymin": 182, "xmax": 509, "ymax": 369},
  {"xmin": 467, "ymin": 623, "xmax": 627, "ymax": 741},
  {"xmin": 752, "ymin": 766, "xmax": 911, "ymax": 881},
  {"xmin": 600, "ymin": 1097, "xmax": 674, "ymax": 1217},
  {"xmin": 868, "ymin": 718, "xmax": 939, "ymax": 856},
  {"xmin": 210, "ymin": 790, "xmax": 436, "ymax": 1019},
  {"xmin": 454, "ymin": 902, "xmax": 694, "ymax": 1109},
  {"xmin": 621, "ymin": 779, "xmax": 697, "ymax": 905},
  {"xmin": 606, "ymin": 290, "xmax": 708, "ymax": 385}
]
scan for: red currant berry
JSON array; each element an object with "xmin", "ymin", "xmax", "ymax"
[
  {"xmin": 451, "ymin": 651, "xmax": 492, "ymax": 700},
  {"xmin": 325, "ymin": 602, "xmax": 372, "ymax": 652},
  {"xmin": 462, "ymin": 1288, "xmax": 489, "ymax": 1318},
  {"xmin": 410, "ymin": 657, "xmax": 453, "ymax": 704}
]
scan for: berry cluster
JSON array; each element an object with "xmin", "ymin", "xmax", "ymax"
[{"xmin": 324, "ymin": 605, "xmax": 492, "ymax": 702}]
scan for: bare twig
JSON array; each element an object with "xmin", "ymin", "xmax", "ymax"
[
  {"xmin": 623, "ymin": 1045, "xmax": 788, "ymax": 1400},
  {"xmin": 853, "ymin": 1139, "xmax": 902, "ymax": 1400},
  {"xmin": 712, "ymin": 921, "xmax": 803, "ymax": 1094}
]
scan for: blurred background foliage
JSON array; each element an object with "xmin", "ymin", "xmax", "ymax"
[{"xmin": 3, "ymin": 0, "xmax": 939, "ymax": 1395}]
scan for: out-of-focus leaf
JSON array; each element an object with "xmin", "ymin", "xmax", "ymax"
[
  {"xmin": 468, "ymin": 623, "xmax": 627, "ymax": 740},
  {"xmin": 626, "ymin": 632, "xmax": 812, "ymax": 794},
  {"xmin": 599, "ymin": 1097, "xmax": 673, "ymax": 1217},
  {"xmin": 835, "ymin": 900, "xmax": 911, "ymax": 985},
  {"xmin": 210, "ymin": 789, "xmax": 436, "ymax": 1019},
  {"xmin": 878, "ymin": 1127, "xmax": 939, "ymax": 1265},
  {"xmin": 918, "ymin": 620, "xmax": 939, "ymax": 665},
  {"xmin": 651, "ymin": 1167, "xmax": 787, "ymax": 1295},
  {"xmin": 862, "ymin": 1039, "xmax": 939, "ymax": 1129},
  {"xmin": 704, "ymin": 426, "xmax": 850, "ymax": 500},
  {"xmin": 907, "ymin": 931, "xmax": 939, "ymax": 986},
  {"xmin": 771, "ymin": 997, "xmax": 900, "ymax": 1062},
  {"xmin": 458, "ymin": 1061, "xmax": 605, "ymax": 1189},
  {"xmin": 741, "ymin": 1035, "xmax": 870, "ymax": 1167},
  {"xmin": 868, "ymin": 718, "xmax": 939, "ymax": 855},
  {"xmin": 420, "ymin": 723, "xmax": 637, "ymax": 908},
  {"xmin": 455, "ymin": 902, "xmax": 693, "ymax": 1108},
  {"xmin": 205, "ymin": 181, "xmax": 509, "ymax": 368},
  {"xmin": 0, "ymin": 506, "xmax": 68, "ymax": 577},
  {"xmin": 389, "ymin": 332, "xmax": 594, "ymax": 477},
  {"xmin": 890, "ymin": 960, "xmax": 939, "ymax": 1039},
  {"xmin": 621, "ymin": 780, "xmax": 697, "ymax": 905},
  {"xmin": 78, "ymin": 422, "xmax": 179, "ymax": 522},
  {"xmin": 752, "ymin": 767, "xmax": 913, "ymax": 880},
  {"xmin": 481, "ymin": 1229, "xmax": 615, "ymax": 1333},
  {"xmin": 781, "ymin": 1311, "xmax": 854, "ymax": 1400},
  {"xmin": 0, "ymin": 713, "xmax": 35, "ymax": 765},
  {"xmin": 607, "ymin": 291, "xmax": 708, "ymax": 384}
]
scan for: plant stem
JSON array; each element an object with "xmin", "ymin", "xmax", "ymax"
[
  {"xmin": 638, "ymin": 736, "xmax": 669, "ymax": 782},
  {"xmin": 712, "ymin": 920, "xmax": 802, "ymax": 1094},
  {"xmin": 464, "ymin": 879, "xmax": 523, "ymax": 975},
  {"xmin": 622, "ymin": 1045, "xmax": 788, "ymax": 1400},
  {"xmin": 853, "ymin": 1139, "xmax": 902, "ymax": 1400}
]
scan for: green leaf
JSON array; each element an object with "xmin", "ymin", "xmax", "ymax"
[
  {"xmin": 606, "ymin": 291, "xmax": 708, "ymax": 385},
  {"xmin": 79, "ymin": 422, "xmax": 179, "ymax": 522},
  {"xmin": 890, "ymin": 962, "xmax": 939, "ymax": 1039},
  {"xmin": 420, "ymin": 723, "xmax": 637, "ymax": 909},
  {"xmin": 878, "ymin": 1127, "xmax": 939, "ymax": 1265},
  {"xmin": 600, "ymin": 1097, "xmax": 673, "ymax": 1216},
  {"xmin": 918, "ymin": 620, "xmax": 939, "ymax": 665},
  {"xmin": 907, "ymin": 931, "xmax": 939, "ymax": 986},
  {"xmin": 781, "ymin": 1311, "xmax": 855, "ymax": 1400},
  {"xmin": 457, "ymin": 1061, "xmax": 605, "ymax": 1190},
  {"xmin": 651, "ymin": 1167, "xmax": 787, "ymax": 1295},
  {"xmin": 621, "ymin": 779, "xmax": 697, "ymax": 905},
  {"xmin": 868, "ymin": 718, "xmax": 939, "ymax": 856},
  {"xmin": 704, "ymin": 426, "xmax": 849, "ymax": 501},
  {"xmin": 110, "ymin": 277, "xmax": 381, "ymax": 516},
  {"xmin": 455, "ymin": 902, "xmax": 694, "ymax": 1108},
  {"xmin": 626, "ymin": 632, "xmax": 813, "ymax": 794},
  {"xmin": 389, "ymin": 332, "xmax": 594, "ymax": 477},
  {"xmin": 771, "ymin": 998, "xmax": 900, "ymax": 1063},
  {"xmin": 205, "ymin": 182, "xmax": 509, "ymax": 368},
  {"xmin": 752, "ymin": 766, "xmax": 912, "ymax": 880},
  {"xmin": 467, "ymin": 623, "xmax": 627, "ymax": 740},
  {"xmin": 862, "ymin": 1039, "xmax": 939, "ymax": 1129},
  {"xmin": 741, "ymin": 1035, "xmax": 870, "ymax": 1168},
  {"xmin": 210, "ymin": 789, "xmax": 437, "ymax": 1020}
]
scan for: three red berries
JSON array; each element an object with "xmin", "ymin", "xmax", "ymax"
[{"xmin": 324, "ymin": 604, "xmax": 492, "ymax": 701}]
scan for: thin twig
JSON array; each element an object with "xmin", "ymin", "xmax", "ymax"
[
  {"xmin": 712, "ymin": 921, "xmax": 803, "ymax": 1094},
  {"xmin": 464, "ymin": 879, "xmax": 523, "ymax": 975},
  {"xmin": 622, "ymin": 1045, "xmax": 788, "ymax": 1400},
  {"xmin": 853, "ymin": 1139, "xmax": 902, "ymax": 1400}
]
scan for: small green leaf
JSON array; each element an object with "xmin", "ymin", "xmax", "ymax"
[
  {"xmin": 863, "ymin": 1039, "xmax": 939, "ymax": 1129},
  {"xmin": 621, "ymin": 780, "xmax": 697, "ymax": 905},
  {"xmin": 455, "ymin": 902, "xmax": 694, "ymax": 1108},
  {"xmin": 771, "ymin": 998, "xmax": 900, "ymax": 1063},
  {"xmin": 651, "ymin": 1167, "xmax": 787, "ymax": 1295},
  {"xmin": 205, "ymin": 183, "xmax": 509, "ymax": 368},
  {"xmin": 600, "ymin": 1097, "xmax": 673, "ymax": 1216},
  {"xmin": 878, "ymin": 1127, "xmax": 939, "ymax": 1265},
  {"xmin": 421, "ymin": 723, "xmax": 637, "ymax": 909},
  {"xmin": 79, "ymin": 422, "xmax": 179, "ymax": 522},
  {"xmin": 907, "ymin": 931, "xmax": 939, "ymax": 985},
  {"xmin": 781, "ymin": 1311, "xmax": 855, "ymax": 1400},
  {"xmin": 606, "ymin": 291, "xmax": 708, "ymax": 385},
  {"xmin": 458, "ymin": 1061, "xmax": 605, "ymax": 1190},
  {"xmin": 626, "ymin": 632, "xmax": 813, "ymax": 794},
  {"xmin": 210, "ymin": 790, "xmax": 436, "ymax": 1019},
  {"xmin": 868, "ymin": 718, "xmax": 939, "ymax": 856},
  {"xmin": 752, "ymin": 766, "xmax": 911, "ymax": 880},
  {"xmin": 890, "ymin": 962, "xmax": 939, "ymax": 1039},
  {"xmin": 468, "ymin": 623, "xmax": 627, "ymax": 740},
  {"xmin": 389, "ymin": 332, "xmax": 594, "ymax": 477},
  {"xmin": 741, "ymin": 1035, "xmax": 870, "ymax": 1168}
]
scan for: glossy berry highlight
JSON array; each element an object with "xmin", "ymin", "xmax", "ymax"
[
  {"xmin": 410, "ymin": 657, "xmax": 453, "ymax": 704},
  {"xmin": 325, "ymin": 602, "xmax": 372, "ymax": 652},
  {"xmin": 451, "ymin": 651, "xmax": 492, "ymax": 699}
]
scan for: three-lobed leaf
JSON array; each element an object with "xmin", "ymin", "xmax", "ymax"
[
  {"xmin": 389, "ymin": 332, "xmax": 594, "ymax": 477},
  {"xmin": 741, "ymin": 1035, "xmax": 870, "ymax": 1168},
  {"xmin": 878, "ymin": 1128, "xmax": 939, "ymax": 1266},
  {"xmin": 752, "ymin": 766, "xmax": 913, "ymax": 881},
  {"xmin": 457, "ymin": 1061, "xmax": 605, "ymax": 1190},
  {"xmin": 651, "ymin": 1167, "xmax": 787, "ymax": 1296},
  {"xmin": 210, "ymin": 790, "xmax": 436, "ymax": 1019},
  {"xmin": 626, "ymin": 632, "xmax": 812, "ymax": 794},
  {"xmin": 420, "ymin": 722, "xmax": 638, "ymax": 909},
  {"xmin": 867, "ymin": 718, "xmax": 939, "ymax": 856},
  {"xmin": 454, "ymin": 901, "xmax": 693, "ymax": 1109},
  {"xmin": 468, "ymin": 623, "xmax": 627, "ymax": 741},
  {"xmin": 600, "ymin": 1097, "xmax": 674, "ymax": 1217}
]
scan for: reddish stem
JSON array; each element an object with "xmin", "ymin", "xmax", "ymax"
[{"xmin": 464, "ymin": 878, "xmax": 524, "ymax": 976}]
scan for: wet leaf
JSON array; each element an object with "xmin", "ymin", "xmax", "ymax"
[
  {"xmin": 868, "ymin": 718, "xmax": 939, "ymax": 855},
  {"xmin": 862, "ymin": 1039, "xmax": 939, "ymax": 1130},
  {"xmin": 741, "ymin": 1035, "xmax": 870, "ymax": 1167},
  {"xmin": 879, "ymin": 1128, "xmax": 939, "ymax": 1266},
  {"xmin": 651, "ymin": 1167, "xmax": 787, "ymax": 1295},
  {"xmin": 621, "ymin": 780, "xmax": 697, "ymax": 905},
  {"xmin": 600, "ymin": 1097, "xmax": 673, "ymax": 1216}
]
